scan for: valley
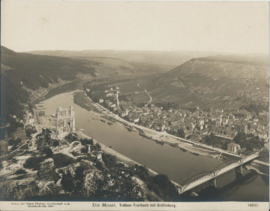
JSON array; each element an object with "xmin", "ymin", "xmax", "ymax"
[{"xmin": 1, "ymin": 46, "xmax": 269, "ymax": 202}]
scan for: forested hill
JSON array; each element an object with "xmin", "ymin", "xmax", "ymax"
[
  {"xmin": 1, "ymin": 46, "xmax": 96, "ymax": 90},
  {"xmin": 1, "ymin": 46, "xmax": 96, "ymax": 118}
]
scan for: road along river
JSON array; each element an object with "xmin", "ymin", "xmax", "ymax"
[{"xmin": 35, "ymin": 81, "xmax": 268, "ymax": 201}]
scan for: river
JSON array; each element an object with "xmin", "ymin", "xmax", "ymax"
[{"xmin": 35, "ymin": 80, "xmax": 269, "ymax": 201}]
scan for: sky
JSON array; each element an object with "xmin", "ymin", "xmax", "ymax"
[{"xmin": 1, "ymin": 1, "xmax": 269, "ymax": 54}]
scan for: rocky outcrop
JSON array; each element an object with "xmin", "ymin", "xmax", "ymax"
[
  {"xmin": 84, "ymin": 170, "xmax": 104, "ymax": 195},
  {"xmin": 37, "ymin": 158, "xmax": 59, "ymax": 182},
  {"xmin": 5, "ymin": 179, "xmax": 62, "ymax": 200},
  {"xmin": 57, "ymin": 163, "xmax": 79, "ymax": 178},
  {"xmin": 69, "ymin": 144, "xmax": 87, "ymax": 155},
  {"xmin": 132, "ymin": 177, "xmax": 162, "ymax": 201}
]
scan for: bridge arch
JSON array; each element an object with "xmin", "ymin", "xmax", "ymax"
[
  {"xmin": 179, "ymin": 171, "xmax": 215, "ymax": 192},
  {"xmin": 179, "ymin": 152, "xmax": 259, "ymax": 194}
]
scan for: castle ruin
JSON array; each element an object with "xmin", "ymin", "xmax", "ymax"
[{"xmin": 56, "ymin": 106, "xmax": 75, "ymax": 137}]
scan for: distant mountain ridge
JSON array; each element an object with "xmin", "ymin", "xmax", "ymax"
[
  {"xmin": 139, "ymin": 54, "xmax": 269, "ymax": 110},
  {"xmin": 168, "ymin": 55, "xmax": 269, "ymax": 79},
  {"xmin": 28, "ymin": 49, "xmax": 220, "ymax": 70}
]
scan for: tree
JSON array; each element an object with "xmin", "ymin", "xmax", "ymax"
[
  {"xmin": 233, "ymin": 132, "xmax": 247, "ymax": 148},
  {"xmin": 61, "ymin": 172, "xmax": 75, "ymax": 192},
  {"xmin": 26, "ymin": 128, "xmax": 34, "ymax": 138},
  {"xmin": 177, "ymin": 128, "xmax": 185, "ymax": 138},
  {"xmin": 233, "ymin": 132, "xmax": 264, "ymax": 151},
  {"xmin": 95, "ymin": 143, "xmax": 101, "ymax": 151},
  {"xmin": 150, "ymin": 174, "xmax": 180, "ymax": 201}
]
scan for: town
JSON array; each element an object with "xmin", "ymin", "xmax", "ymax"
[{"xmin": 86, "ymin": 84, "xmax": 269, "ymax": 154}]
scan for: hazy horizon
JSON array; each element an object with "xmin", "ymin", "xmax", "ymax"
[
  {"xmin": 2, "ymin": 1, "xmax": 269, "ymax": 55},
  {"xmin": 3, "ymin": 45, "xmax": 269, "ymax": 57}
]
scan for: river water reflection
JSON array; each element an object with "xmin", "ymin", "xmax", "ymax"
[{"xmin": 37, "ymin": 81, "xmax": 268, "ymax": 201}]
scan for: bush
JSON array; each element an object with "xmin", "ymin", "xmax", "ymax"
[
  {"xmin": 53, "ymin": 154, "xmax": 76, "ymax": 168},
  {"xmin": 14, "ymin": 169, "xmax": 27, "ymax": 174},
  {"xmin": 134, "ymin": 165, "xmax": 149, "ymax": 181},
  {"xmin": 61, "ymin": 172, "xmax": 75, "ymax": 192},
  {"xmin": 81, "ymin": 147, "xmax": 88, "ymax": 153},
  {"xmin": 93, "ymin": 143, "xmax": 101, "ymax": 151},
  {"xmin": 95, "ymin": 161, "xmax": 104, "ymax": 170},
  {"xmin": 23, "ymin": 156, "xmax": 46, "ymax": 170},
  {"xmin": 11, "ymin": 146, "xmax": 18, "ymax": 151},
  {"xmin": 103, "ymin": 153, "xmax": 117, "ymax": 168},
  {"xmin": 8, "ymin": 138, "xmax": 22, "ymax": 147},
  {"xmin": 80, "ymin": 138, "xmax": 93, "ymax": 146},
  {"xmin": 26, "ymin": 128, "xmax": 35, "ymax": 138},
  {"xmin": 43, "ymin": 147, "xmax": 53, "ymax": 158},
  {"xmin": 53, "ymin": 140, "xmax": 59, "ymax": 147},
  {"xmin": 75, "ymin": 166, "xmax": 86, "ymax": 180},
  {"xmin": 65, "ymin": 133, "xmax": 78, "ymax": 143}
]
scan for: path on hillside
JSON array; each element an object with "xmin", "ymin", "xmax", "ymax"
[
  {"xmin": 116, "ymin": 90, "xmax": 120, "ymax": 108},
  {"xmin": 137, "ymin": 82, "xmax": 152, "ymax": 106},
  {"xmin": 144, "ymin": 89, "xmax": 152, "ymax": 106}
]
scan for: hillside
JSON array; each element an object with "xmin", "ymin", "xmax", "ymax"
[
  {"xmin": 1, "ymin": 46, "xmax": 96, "ymax": 90},
  {"xmin": 0, "ymin": 46, "xmax": 169, "ymax": 118},
  {"xmin": 29, "ymin": 50, "xmax": 219, "ymax": 71},
  {"xmin": 1, "ymin": 46, "xmax": 96, "ymax": 118},
  {"xmin": 70, "ymin": 56, "xmax": 165, "ymax": 76},
  {"xmin": 138, "ymin": 55, "xmax": 269, "ymax": 110},
  {"xmin": 170, "ymin": 55, "xmax": 269, "ymax": 79}
]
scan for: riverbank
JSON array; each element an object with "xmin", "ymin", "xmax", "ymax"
[
  {"xmin": 76, "ymin": 131, "xmax": 181, "ymax": 188},
  {"xmin": 134, "ymin": 126, "xmax": 224, "ymax": 159},
  {"xmin": 73, "ymin": 91, "xmax": 232, "ymax": 161},
  {"xmin": 31, "ymin": 80, "xmax": 73, "ymax": 104},
  {"xmin": 73, "ymin": 91, "xmax": 100, "ymax": 113},
  {"xmin": 34, "ymin": 88, "xmax": 269, "ymax": 201},
  {"xmin": 32, "ymin": 79, "xmax": 95, "ymax": 105}
]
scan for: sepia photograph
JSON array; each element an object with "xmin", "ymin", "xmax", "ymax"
[{"xmin": 0, "ymin": 1, "xmax": 269, "ymax": 210}]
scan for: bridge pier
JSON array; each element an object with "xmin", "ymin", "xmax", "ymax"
[
  {"xmin": 235, "ymin": 165, "xmax": 243, "ymax": 180},
  {"xmin": 209, "ymin": 178, "xmax": 217, "ymax": 188},
  {"xmin": 235, "ymin": 165, "xmax": 243, "ymax": 174},
  {"xmin": 178, "ymin": 186, "xmax": 184, "ymax": 194}
]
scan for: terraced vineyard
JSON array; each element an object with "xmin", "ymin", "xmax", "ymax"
[{"xmin": 138, "ymin": 55, "xmax": 269, "ymax": 110}]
